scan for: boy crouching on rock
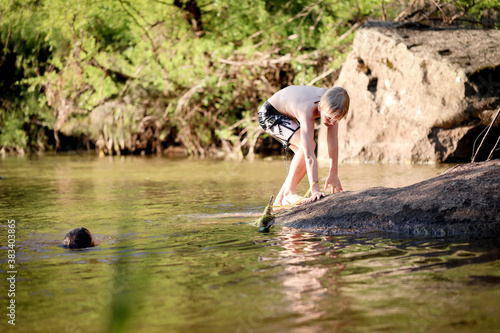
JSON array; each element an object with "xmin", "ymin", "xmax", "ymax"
[{"xmin": 258, "ymin": 85, "xmax": 350, "ymax": 208}]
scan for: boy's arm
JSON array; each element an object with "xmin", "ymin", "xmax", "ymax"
[
  {"xmin": 324, "ymin": 124, "xmax": 343, "ymax": 193},
  {"xmin": 299, "ymin": 117, "xmax": 324, "ymax": 202}
]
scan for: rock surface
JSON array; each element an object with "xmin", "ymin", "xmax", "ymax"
[
  {"xmin": 276, "ymin": 160, "xmax": 500, "ymax": 238},
  {"xmin": 318, "ymin": 22, "xmax": 500, "ymax": 163}
]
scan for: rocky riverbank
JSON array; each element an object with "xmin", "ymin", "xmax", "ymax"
[
  {"xmin": 318, "ymin": 22, "xmax": 500, "ymax": 164},
  {"xmin": 277, "ymin": 160, "xmax": 500, "ymax": 238}
]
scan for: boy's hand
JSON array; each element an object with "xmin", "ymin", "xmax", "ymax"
[
  {"xmin": 324, "ymin": 175, "xmax": 343, "ymax": 194},
  {"xmin": 305, "ymin": 191, "xmax": 325, "ymax": 202},
  {"xmin": 308, "ymin": 190, "xmax": 325, "ymax": 202}
]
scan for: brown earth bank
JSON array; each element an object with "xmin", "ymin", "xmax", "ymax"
[{"xmin": 276, "ymin": 160, "xmax": 500, "ymax": 238}]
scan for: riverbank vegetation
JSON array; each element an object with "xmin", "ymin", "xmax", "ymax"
[{"xmin": 1, "ymin": 0, "xmax": 498, "ymax": 157}]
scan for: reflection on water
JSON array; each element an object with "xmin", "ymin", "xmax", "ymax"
[
  {"xmin": 278, "ymin": 233, "xmax": 341, "ymax": 330},
  {"xmin": 0, "ymin": 155, "xmax": 498, "ymax": 333}
]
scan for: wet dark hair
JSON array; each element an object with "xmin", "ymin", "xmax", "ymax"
[{"xmin": 62, "ymin": 227, "xmax": 97, "ymax": 249}]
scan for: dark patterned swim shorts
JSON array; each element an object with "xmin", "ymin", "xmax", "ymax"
[{"xmin": 258, "ymin": 101, "xmax": 300, "ymax": 148}]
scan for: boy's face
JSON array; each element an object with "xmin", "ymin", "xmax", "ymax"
[{"xmin": 319, "ymin": 105, "xmax": 343, "ymax": 127}]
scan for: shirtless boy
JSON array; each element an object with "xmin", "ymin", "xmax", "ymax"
[{"xmin": 258, "ymin": 85, "xmax": 350, "ymax": 207}]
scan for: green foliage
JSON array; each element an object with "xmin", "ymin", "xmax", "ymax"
[
  {"xmin": 0, "ymin": 0, "xmax": 498, "ymax": 156},
  {"xmin": 0, "ymin": 111, "xmax": 27, "ymax": 150}
]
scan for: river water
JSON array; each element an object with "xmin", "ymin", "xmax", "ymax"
[{"xmin": 0, "ymin": 155, "xmax": 499, "ymax": 333}]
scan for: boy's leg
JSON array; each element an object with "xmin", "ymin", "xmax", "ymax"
[
  {"xmin": 274, "ymin": 145, "xmax": 303, "ymax": 206},
  {"xmin": 274, "ymin": 130, "xmax": 308, "ymax": 207}
]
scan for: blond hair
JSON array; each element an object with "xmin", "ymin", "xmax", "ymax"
[{"xmin": 319, "ymin": 87, "xmax": 350, "ymax": 119}]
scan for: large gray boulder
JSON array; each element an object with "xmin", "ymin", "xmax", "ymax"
[
  {"xmin": 276, "ymin": 160, "xmax": 500, "ymax": 238},
  {"xmin": 318, "ymin": 22, "xmax": 500, "ymax": 163}
]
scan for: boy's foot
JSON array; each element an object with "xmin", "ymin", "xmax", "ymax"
[
  {"xmin": 273, "ymin": 199, "xmax": 287, "ymax": 213},
  {"xmin": 272, "ymin": 194, "xmax": 307, "ymax": 212},
  {"xmin": 282, "ymin": 194, "xmax": 307, "ymax": 207},
  {"xmin": 273, "ymin": 206, "xmax": 285, "ymax": 213}
]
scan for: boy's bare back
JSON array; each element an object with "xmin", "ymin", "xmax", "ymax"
[{"xmin": 267, "ymin": 85, "xmax": 327, "ymax": 121}]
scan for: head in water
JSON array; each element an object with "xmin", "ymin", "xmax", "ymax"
[{"xmin": 62, "ymin": 227, "xmax": 99, "ymax": 248}]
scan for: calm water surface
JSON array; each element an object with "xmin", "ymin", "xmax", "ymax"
[{"xmin": 0, "ymin": 155, "xmax": 499, "ymax": 333}]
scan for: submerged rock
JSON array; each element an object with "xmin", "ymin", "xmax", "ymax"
[
  {"xmin": 277, "ymin": 160, "xmax": 500, "ymax": 238},
  {"xmin": 318, "ymin": 21, "xmax": 500, "ymax": 163}
]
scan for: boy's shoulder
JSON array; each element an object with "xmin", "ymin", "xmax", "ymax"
[
  {"xmin": 271, "ymin": 86, "xmax": 325, "ymax": 121},
  {"xmin": 273, "ymin": 86, "xmax": 327, "ymax": 105},
  {"xmin": 280, "ymin": 85, "xmax": 326, "ymax": 95}
]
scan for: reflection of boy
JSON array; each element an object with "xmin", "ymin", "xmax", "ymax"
[{"xmin": 258, "ymin": 85, "xmax": 350, "ymax": 208}]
